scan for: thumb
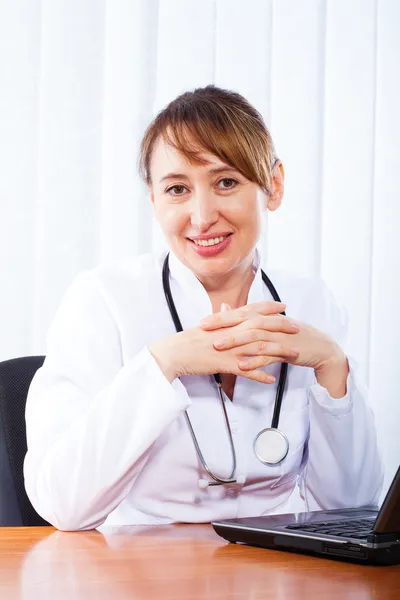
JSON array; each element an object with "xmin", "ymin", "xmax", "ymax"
[{"xmin": 220, "ymin": 302, "xmax": 232, "ymax": 312}]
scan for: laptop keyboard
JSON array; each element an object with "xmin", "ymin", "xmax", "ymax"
[{"xmin": 285, "ymin": 518, "xmax": 376, "ymax": 539}]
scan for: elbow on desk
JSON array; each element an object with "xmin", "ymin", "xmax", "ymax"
[
  {"xmin": 29, "ymin": 493, "xmax": 108, "ymax": 532},
  {"xmin": 44, "ymin": 501, "xmax": 108, "ymax": 531},
  {"xmin": 51, "ymin": 515, "xmax": 107, "ymax": 532},
  {"xmin": 24, "ymin": 462, "xmax": 109, "ymax": 531}
]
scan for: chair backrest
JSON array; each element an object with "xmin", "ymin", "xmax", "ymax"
[{"xmin": 0, "ymin": 356, "xmax": 50, "ymax": 526}]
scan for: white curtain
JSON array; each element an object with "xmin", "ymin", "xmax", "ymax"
[{"xmin": 1, "ymin": 0, "xmax": 399, "ymax": 497}]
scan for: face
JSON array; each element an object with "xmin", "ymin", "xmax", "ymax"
[{"xmin": 149, "ymin": 135, "xmax": 284, "ymax": 281}]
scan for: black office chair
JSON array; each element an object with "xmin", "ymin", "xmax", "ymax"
[{"xmin": 0, "ymin": 356, "xmax": 50, "ymax": 526}]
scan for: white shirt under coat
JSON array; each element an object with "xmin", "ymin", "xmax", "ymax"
[{"xmin": 24, "ymin": 249, "xmax": 384, "ymax": 531}]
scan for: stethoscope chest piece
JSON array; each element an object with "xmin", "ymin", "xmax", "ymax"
[{"xmin": 253, "ymin": 428, "xmax": 289, "ymax": 465}]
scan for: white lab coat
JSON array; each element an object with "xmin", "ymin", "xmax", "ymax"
[{"xmin": 24, "ymin": 249, "xmax": 384, "ymax": 531}]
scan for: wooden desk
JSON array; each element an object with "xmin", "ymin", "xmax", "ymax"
[{"xmin": 0, "ymin": 525, "xmax": 398, "ymax": 599}]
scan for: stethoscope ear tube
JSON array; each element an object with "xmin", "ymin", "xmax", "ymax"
[
  {"xmin": 260, "ymin": 270, "xmax": 288, "ymax": 431},
  {"xmin": 162, "ymin": 253, "xmax": 184, "ymax": 333},
  {"xmin": 271, "ymin": 362, "xmax": 288, "ymax": 429}
]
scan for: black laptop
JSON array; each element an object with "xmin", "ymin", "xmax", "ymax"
[{"xmin": 212, "ymin": 466, "xmax": 400, "ymax": 565}]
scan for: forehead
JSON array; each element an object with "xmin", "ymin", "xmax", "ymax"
[{"xmin": 150, "ymin": 135, "xmax": 230, "ymax": 179}]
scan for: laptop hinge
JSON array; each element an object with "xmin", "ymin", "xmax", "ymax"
[{"xmin": 368, "ymin": 532, "xmax": 399, "ymax": 544}]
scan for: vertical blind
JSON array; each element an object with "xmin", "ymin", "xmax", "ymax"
[{"xmin": 0, "ymin": 0, "xmax": 399, "ymax": 495}]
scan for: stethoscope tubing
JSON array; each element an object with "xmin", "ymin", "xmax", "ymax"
[
  {"xmin": 184, "ymin": 384, "xmax": 238, "ymax": 486},
  {"xmin": 162, "ymin": 252, "xmax": 288, "ymax": 486}
]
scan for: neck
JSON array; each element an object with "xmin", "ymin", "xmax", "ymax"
[{"xmin": 197, "ymin": 253, "xmax": 256, "ymax": 313}]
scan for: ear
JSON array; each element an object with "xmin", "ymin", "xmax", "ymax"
[
  {"xmin": 267, "ymin": 161, "xmax": 285, "ymax": 212},
  {"xmin": 150, "ymin": 187, "xmax": 155, "ymax": 207},
  {"xmin": 149, "ymin": 187, "xmax": 159, "ymax": 220}
]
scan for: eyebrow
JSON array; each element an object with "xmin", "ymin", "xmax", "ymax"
[{"xmin": 159, "ymin": 166, "xmax": 240, "ymax": 183}]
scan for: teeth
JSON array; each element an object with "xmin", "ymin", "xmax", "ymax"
[{"xmin": 192, "ymin": 235, "xmax": 227, "ymax": 247}]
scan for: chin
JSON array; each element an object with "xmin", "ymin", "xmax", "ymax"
[{"xmin": 187, "ymin": 255, "xmax": 240, "ymax": 278}]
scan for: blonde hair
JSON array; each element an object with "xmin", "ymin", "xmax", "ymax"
[{"xmin": 139, "ymin": 85, "xmax": 278, "ymax": 194}]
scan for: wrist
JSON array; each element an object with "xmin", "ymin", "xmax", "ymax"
[
  {"xmin": 314, "ymin": 349, "xmax": 349, "ymax": 399},
  {"xmin": 316, "ymin": 348, "xmax": 346, "ymax": 372},
  {"xmin": 314, "ymin": 339, "xmax": 346, "ymax": 372},
  {"xmin": 148, "ymin": 336, "xmax": 180, "ymax": 383}
]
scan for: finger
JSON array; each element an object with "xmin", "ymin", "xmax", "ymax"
[
  {"xmin": 212, "ymin": 316, "xmax": 299, "ymax": 342},
  {"xmin": 214, "ymin": 329, "xmax": 300, "ymax": 351},
  {"xmin": 234, "ymin": 341, "xmax": 299, "ymax": 360},
  {"xmin": 233, "ymin": 368, "xmax": 276, "ymax": 385},
  {"xmin": 246, "ymin": 315, "xmax": 300, "ymax": 334},
  {"xmin": 201, "ymin": 309, "xmax": 296, "ymax": 332},
  {"xmin": 237, "ymin": 355, "xmax": 288, "ymax": 371},
  {"xmin": 200, "ymin": 301, "xmax": 286, "ymax": 330},
  {"xmin": 240, "ymin": 300, "xmax": 286, "ymax": 316}
]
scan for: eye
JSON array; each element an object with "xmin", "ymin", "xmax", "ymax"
[
  {"xmin": 165, "ymin": 185, "xmax": 188, "ymax": 197},
  {"xmin": 217, "ymin": 178, "xmax": 238, "ymax": 190}
]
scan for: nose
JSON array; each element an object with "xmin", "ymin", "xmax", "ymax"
[{"xmin": 190, "ymin": 190, "xmax": 219, "ymax": 232}]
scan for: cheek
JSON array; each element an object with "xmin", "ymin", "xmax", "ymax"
[
  {"xmin": 226, "ymin": 197, "xmax": 263, "ymax": 228},
  {"xmin": 156, "ymin": 205, "xmax": 187, "ymax": 235}
]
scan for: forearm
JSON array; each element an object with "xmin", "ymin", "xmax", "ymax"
[
  {"xmin": 25, "ymin": 348, "xmax": 189, "ymax": 530},
  {"xmin": 301, "ymin": 357, "xmax": 384, "ymax": 510}
]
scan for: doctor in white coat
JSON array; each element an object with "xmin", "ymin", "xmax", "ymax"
[{"xmin": 24, "ymin": 85, "xmax": 383, "ymax": 531}]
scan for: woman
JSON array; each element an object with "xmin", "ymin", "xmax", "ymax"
[{"xmin": 24, "ymin": 85, "xmax": 383, "ymax": 531}]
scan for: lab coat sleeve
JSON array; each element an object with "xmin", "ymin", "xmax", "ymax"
[
  {"xmin": 24, "ymin": 272, "xmax": 191, "ymax": 531},
  {"xmin": 298, "ymin": 282, "xmax": 384, "ymax": 511}
]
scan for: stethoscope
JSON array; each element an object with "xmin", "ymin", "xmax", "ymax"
[{"xmin": 162, "ymin": 253, "xmax": 289, "ymax": 488}]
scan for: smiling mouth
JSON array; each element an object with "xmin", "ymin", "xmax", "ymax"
[{"xmin": 188, "ymin": 233, "xmax": 232, "ymax": 247}]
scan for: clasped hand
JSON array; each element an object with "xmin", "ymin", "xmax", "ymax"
[
  {"xmin": 150, "ymin": 300, "xmax": 345, "ymax": 385},
  {"xmin": 197, "ymin": 301, "xmax": 342, "ymax": 383}
]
